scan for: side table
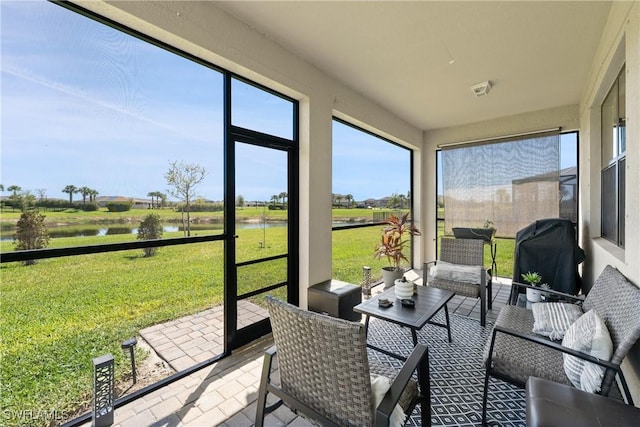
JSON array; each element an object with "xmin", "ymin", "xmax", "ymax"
[{"xmin": 308, "ymin": 279, "xmax": 361, "ymax": 321}]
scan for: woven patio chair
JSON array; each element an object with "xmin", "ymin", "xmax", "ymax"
[
  {"xmin": 482, "ymin": 265, "xmax": 640, "ymax": 424},
  {"xmin": 423, "ymin": 237, "xmax": 492, "ymax": 326},
  {"xmin": 255, "ymin": 296, "xmax": 430, "ymax": 427}
]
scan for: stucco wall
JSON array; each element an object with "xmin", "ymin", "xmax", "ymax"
[{"xmin": 578, "ymin": 1, "xmax": 640, "ymax": 403}]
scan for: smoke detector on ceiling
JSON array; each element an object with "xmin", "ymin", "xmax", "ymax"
[{"xmin": 471, "ymin": 81, "xmax": 492, "ymax": 97}]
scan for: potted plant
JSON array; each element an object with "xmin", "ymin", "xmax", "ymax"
[
  {"xmin": 373, "ymin": 213, "xmax": 421, "ymax": 289},
  {"xmin": 521, "ymin": 271, "xmax": 550, "ymax": 302}
]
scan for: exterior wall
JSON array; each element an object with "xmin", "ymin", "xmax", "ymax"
[
  {"xmin": 578, "ymin": 1, "xmax": 640, "ymax": 403},
  {"xmin": 78, "ymin": 1, "xmax": 424, "ymax": 308}
]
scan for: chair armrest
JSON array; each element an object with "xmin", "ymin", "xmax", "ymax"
[
  {"xmin": 509, "ymin": 282, "xmax": 584, "ymax": 306},
  {"xmin": 491, "ymin": 325, "xmax": 618, "ymax": 371},
  {"xmin": 375, "ymin": 343, "xmax": 428, "ymax": 427}
]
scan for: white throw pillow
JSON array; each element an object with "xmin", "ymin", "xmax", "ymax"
[
  {"xmin": 430, "ymin": 260, "xmax": 483, "ymax": 284},
  {"xmin": 562, "ymin": 309, "xmax": 613, "ymax": 393},
  {"xmin": 370, "ymin": 374, "xmax": 406, "ymax": 426},
  {"xmin": 532, "ymin": 302, "xmax": 584, "ymax": 340}
]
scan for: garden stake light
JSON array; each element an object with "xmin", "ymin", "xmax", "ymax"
[
  {"xmin": 121, "ymin": 337, "xmax": 138, "ymax": 385},
  {"xmin": 92, "ymin": 354, "xmax": 114, "ymax": 427}
]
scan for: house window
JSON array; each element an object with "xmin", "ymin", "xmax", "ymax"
[{"xmin": 601, "ymin": 66, "xmax": 625, "ymax": 248}]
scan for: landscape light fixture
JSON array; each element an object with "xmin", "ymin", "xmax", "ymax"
[
  {"xmin": 121, "ymin": 337, "xmax": 138, "ymax": 385},
  {"xmin": 470, "ymin": 80, "xmax": 492, "ymax": 97},
  {"xmin": 92, "ymin": 354, "xmax": 114, "ymax": 427}
]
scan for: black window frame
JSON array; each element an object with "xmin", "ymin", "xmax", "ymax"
[{"xmin": 330, "ymin": 117, "xmax": 416, "ymax": 278}]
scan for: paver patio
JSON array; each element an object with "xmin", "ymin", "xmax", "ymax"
[{"xmin": 79, "ymin": 277, "xmax": 513, "ymax": 426}]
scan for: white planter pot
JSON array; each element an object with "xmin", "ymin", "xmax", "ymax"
[
  {"xmin": 382, "ymin": 267, "xmax": 403, "ymax": 289},
  {"xmin": 394, "ymin": 278, "xmax": 414, "ymax": 299},
  {"xmin": 526, "ymin": 288, "xmax": 543, "ymax": 302}
]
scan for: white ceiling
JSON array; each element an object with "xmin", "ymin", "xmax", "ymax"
[{"xmin": 216, "ymin": 1, "xmax": 611, "ymax": 131}]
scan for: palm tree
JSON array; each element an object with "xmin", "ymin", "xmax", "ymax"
[
  {"xmin": 157, "ymin": 192, "xmax": 167, "ymax": 208},
  {"xmin": 398, "ymin": 193, "xmax": 407, "ymax": 208},
  {"xmin": 346, "ymin": 194, "xmax": 354, "ymax": 208},
  {"xmin": 78, "ymin": 187, "xmax": 91, "ymax": 204},
  {"xmin": 7, "ymin": 185, "xmax": 21, "ymax": 196},
  {"xmin": 62, "ymin": 185, "xmax": 78, "ymax": 206},
  {"xmin": 89, "ymin": 189, "xmax": 99, "ymax": 203},
  {"xmin": 387, "ymin": 193, "xmax": 402, "ymax": 209},
  {"xmin": 147, "ymin": 191, "xmax": 155, "ymax": 209},
  {"xmin": 279, "ymin": 191, "xmax": 287, "ymax": 208}
]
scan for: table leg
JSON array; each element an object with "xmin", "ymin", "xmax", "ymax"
[
  {"xmin": 445, "ymin": 304, "xmax": 452, "ymax": 343},
  {"xmin": 491, "ymin": 242, "xmax": 498, "ymax": 278},
  {"xmin": 411, "ymin": 329, "xmax": 418, "ymax": 347}
]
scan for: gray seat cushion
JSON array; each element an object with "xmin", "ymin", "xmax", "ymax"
[{"xmin": 483, "ymin": 305, "xmax": 570, "ymax": 386}]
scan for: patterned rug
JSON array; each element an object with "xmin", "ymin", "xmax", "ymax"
[{"xmin": 366, "ymin": 313, "xmax": 526, "ymax": 427}]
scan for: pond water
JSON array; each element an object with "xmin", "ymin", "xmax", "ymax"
[{"xmin": 0, "ymin": 222, "xmax": 287, "ymax": 241}]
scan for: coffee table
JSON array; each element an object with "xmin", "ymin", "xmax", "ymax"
[{"xmin": 353, "ymin": 285, "xmax": 455, "ymax": 361}]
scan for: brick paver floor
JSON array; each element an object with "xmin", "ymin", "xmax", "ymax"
[
  {"xmin": 79, "ymin": 276, "xmax": 513, "ymax": 426},
  {"xmin": 140, "ymin": 301, "xmax": 268, "ymax": 372}
]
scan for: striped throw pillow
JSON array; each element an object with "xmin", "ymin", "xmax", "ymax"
[
  {"xmin": 562, "ymin": 309, "xmax": 613, "ymax": 393},
  {"xmin": 532, "ymin": 302, "xmax": 583, "ymax": 340}
]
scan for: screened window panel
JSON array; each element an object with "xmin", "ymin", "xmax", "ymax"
[
  {"xmin": 619, "ymin": 157, "xmax": 625, "ymax": 248},
  {"xmin": 619, "ymin": 68, "xmax": 626, "ymax": 154},
  {"xmin": 601, "ymin": 164, "xmax": 617, "ymax": 242},
  {"xmin": 442, "ymin": 132, "xmax": 560, "ymax": 237},
  {"xmin": 601, "ymin": 81, "xmax": 618, "ymax": 166}
]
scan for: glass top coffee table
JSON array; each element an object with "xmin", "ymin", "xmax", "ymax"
[{"xmin": 353, "ymin": 285, "xmax": 454, "ymax": 361}]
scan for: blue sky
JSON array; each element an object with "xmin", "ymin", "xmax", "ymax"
[
  {"xmin": 1, "ymin": 1, "xmax": 409, "ymax": 203},
  {"xmin": 1, "ymin": 1, "xmax": 573, "ymax": 204}
]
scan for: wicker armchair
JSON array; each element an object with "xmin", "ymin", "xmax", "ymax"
[
  {"xmin": 482, "ymin": 265, "xmax": 640, "ymax": 424},
  {"xmin": 255, "ymin": 296, "xmax": 430, "ymax": 427},
  {"xmin": 423, "ymin": 237, "xmax": 492, "ymax": 326}
]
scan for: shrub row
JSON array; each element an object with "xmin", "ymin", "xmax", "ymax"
[
  {"xmin": 175, "ymin": 203, "xmax": 223, "ymax": 213},
  {"xmin": 106, "ymin": 202, "xmax": 132, "ymax": 212}
]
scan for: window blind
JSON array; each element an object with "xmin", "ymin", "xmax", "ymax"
[{"xmin": 441, "ymin": 130, "xmax": 560, "ymax": 238}]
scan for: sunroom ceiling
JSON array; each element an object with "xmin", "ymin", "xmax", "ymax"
[{"xmin": 215, "ymin": 1, "xmax": 611, "ymax": 131}]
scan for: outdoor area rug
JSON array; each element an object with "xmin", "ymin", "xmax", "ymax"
[{"xmin": 366, "ymin": 312, "xmax": 526, "ymax": 427}]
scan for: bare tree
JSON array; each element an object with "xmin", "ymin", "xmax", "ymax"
[
  {"xmin": 236, "ymin": 194, "xmax": 245, "ymax": 209},
  {"xmin": 165, "ymin": 161, "xmax": 206, "ymax": 236}
]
